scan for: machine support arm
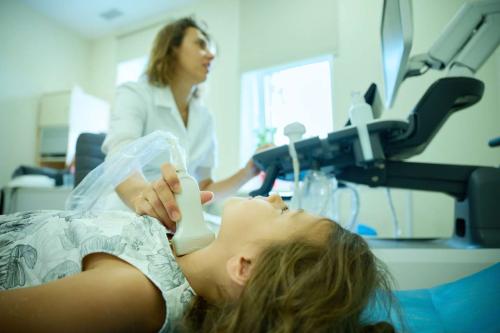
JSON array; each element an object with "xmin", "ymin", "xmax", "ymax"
[{"xmin": 336, "ymin": 161, "xmax": 478, "ymax": 200}]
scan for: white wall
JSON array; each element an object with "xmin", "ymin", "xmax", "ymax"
[
  {"xmin": 87, "ymin": 36, "xmax": 116, "ymax": 103},
  {"xmin": 0, "ymin": 0, "xmax": 90, "ymax": 186},
  {"xmin": 497, "ymin": 47, "xmax": 500, "ymax": 115},
  {"xmin": 239, "ymin": 0, "xmax": 338, "ymax": 71}
]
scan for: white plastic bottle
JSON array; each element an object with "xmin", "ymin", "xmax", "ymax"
[{"xmin": 348, "ymin": 92, "xmax": 375, "ymax": 162}]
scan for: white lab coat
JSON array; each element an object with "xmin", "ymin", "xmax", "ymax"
[
  {"xmin": 100, "ymin": 79, "xmax": 218, "ymax": 210},
  {"xmin": 102, "ymin": 78, "xmax": 217, "ymax": 182}
]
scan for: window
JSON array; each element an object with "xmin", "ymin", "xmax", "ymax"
[
  {"xmin": 240, "ymin": 56, "xmax": 334, "ymax": 192},
  {"xmin": 116, "ymin": 56, "xmax": 148, "ymax": 86},
  {"xmin": 241, "ymin": 57, "xmax": 333, "ymax": 156}
]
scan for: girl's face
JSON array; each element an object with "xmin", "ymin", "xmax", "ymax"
[
  {"xmin": 174, "ymin": 27, "xmax": 215, "ymax": 85},
  {"xmin": 219, "ymin": 195, "xmax": 333, "ymax": 247}
]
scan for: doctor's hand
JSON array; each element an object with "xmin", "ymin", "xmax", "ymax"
[
  {"xmin": 131, "ymin": 163, "xmax": 214, "ymax": 232},
  {"xmin": 244, "ymin": 143, "xmax": 275, "ymax": 179}
]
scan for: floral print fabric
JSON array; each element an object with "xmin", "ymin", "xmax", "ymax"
[{"xmin": 0, "ymin": 210, "xmax": 194, "ymax": 332}]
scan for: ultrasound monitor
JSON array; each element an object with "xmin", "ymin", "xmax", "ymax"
[{"xmin": 381, "ymin": 0, "xmax": 413, "ymax": 108}]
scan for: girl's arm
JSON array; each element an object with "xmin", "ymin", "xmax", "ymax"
[{"xmin": 0, "ymin": 253, "xmax": 165, "ymax": 333}]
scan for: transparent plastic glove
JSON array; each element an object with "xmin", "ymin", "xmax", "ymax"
[{"xmin": 66, "ymin": 131, "xmax": 212, "ymax": 232}]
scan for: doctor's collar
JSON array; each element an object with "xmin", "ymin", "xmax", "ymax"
[
  {"xmin": 153, "ymin": 85, "xmax": 176, "ymax": 109},
  {"xmin": 152, "ymin": 84, "xmax": 203, "ymax": 114}
]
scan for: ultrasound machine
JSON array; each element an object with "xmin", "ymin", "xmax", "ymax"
[{"xmin": 249, "ymin": 0, "xmax": 500, "ymax": 248}]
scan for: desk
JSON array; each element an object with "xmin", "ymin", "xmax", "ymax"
[
  {"xmin": 2, "ymin": 186, "xmax": 73, "ymax": 214},
  {"xmin": 369, "ymin": 239, "xmax": 500, "ymax": 289}
]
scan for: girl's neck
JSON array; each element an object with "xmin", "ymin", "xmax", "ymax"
[{"xmin": 175, "ymin": 242, "xmax": 228, "ymax": 303}]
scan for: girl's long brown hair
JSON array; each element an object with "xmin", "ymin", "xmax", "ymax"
[{"xmin": 181, "ymin": 221, "xmax": 397, "ymax": 333}]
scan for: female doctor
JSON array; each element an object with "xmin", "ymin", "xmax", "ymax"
[{"xmin": 102, "ymin": 17, "xmax": 258, "ymax": 231}]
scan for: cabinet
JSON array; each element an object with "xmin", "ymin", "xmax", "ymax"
[
  {"xmin": 37, "ymin": 87, "xmax": 110, "ymax": 169},
  {"xmin": 37, "ymin": 91, "xmax": 71, "ymax": 168},
  {"xmin": 2, "ymin": 186, "xmax": 73, "ymax": 214}
]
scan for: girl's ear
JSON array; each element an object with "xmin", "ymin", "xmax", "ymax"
[{"xmin": 226, "ymin": 255, "xmax": 253, "ymax": 287}]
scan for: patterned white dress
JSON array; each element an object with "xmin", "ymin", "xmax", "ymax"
[{"xmin": 0, "ymin": 210, "xmax": 195, "ymax": 332}]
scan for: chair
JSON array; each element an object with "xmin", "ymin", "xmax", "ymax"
[{"xmin": 74, "ymin": 133, "xmax": 106, "ymax": 187}]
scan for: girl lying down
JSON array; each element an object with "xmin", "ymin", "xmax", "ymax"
[{"xmin": 0, "ymin": 194, "xmax": 396, "ymax": 333}]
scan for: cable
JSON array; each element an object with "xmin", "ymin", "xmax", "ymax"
[
  {"xmin": 284, "ymin": 122, "xmax": 306, "ymax": 209},
  {"xmin": 289, "ymin": 142, "xmax": 301, "ymax": 209},
  {"xmin": 385, "ymin": 188, "xmax": 402, "ymax": 238},
  {"xmin": 344, "ymin": 183, "xmax": 360, "ymax": 232},
  {"xmin": 406, "ymin": 190, "xmax": 413, "ymax": 237}
]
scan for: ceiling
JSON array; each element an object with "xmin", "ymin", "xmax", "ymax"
[{"xmin": 20, "ymin": 0, "xmax": 202, "ymax": 39}]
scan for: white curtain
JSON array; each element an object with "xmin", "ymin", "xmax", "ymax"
[{"xmin": 239, "ymin": 72, "xmax": 262, "ymax": 165}]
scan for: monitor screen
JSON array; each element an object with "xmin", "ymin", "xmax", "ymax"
[{"xmin": 381, "ymin": 0, "xmax": 413, "ymax": 108}]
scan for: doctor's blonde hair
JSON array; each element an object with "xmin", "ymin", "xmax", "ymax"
[
  {"xmin": 146, "ymin": 17, "xmax": 211, "ymax": 92},
  {"xmin": 180, "ymin": 221, "xmax": 398, "ymax": 333}
]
